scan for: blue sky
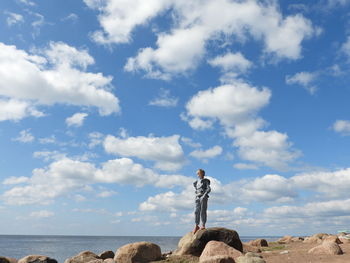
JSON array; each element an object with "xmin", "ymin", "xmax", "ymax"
[{"xmin": 1, "ymin": 0, "xmax": 350, "ymax": 237}]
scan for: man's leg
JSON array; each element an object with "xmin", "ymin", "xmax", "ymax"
[
  {"xmin": 200, "ymin": 196, "xmax": 208, "ymax": 229},
  {"xmin": 193, "ymin": 198, "xmax": 200, "ymax": 233}
]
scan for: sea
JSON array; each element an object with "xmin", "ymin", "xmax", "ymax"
[{"xmin": 0, "ymin": 235, "xmax": 280, "ymax": 263}]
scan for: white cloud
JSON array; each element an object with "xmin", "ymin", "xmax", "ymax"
[
  {"xmin": 189, "ymin": 145, "xmax": 222, "ymax": 160},
  {"xmin": 5, "ymin": 12, "xmax": 24, "ymax": 26},
  {"xmin": 184, "ymin": 80, "xmax": 300, "ymax": 170},
  {"xmin": 39, "ymin": 135, "xmax": 57, "ymax": 144},
  {"xmin": 341, "ymin": 36, "xmax": 350, "ymax": 60},
  {"xmin": 0, "ymin": 42, "xmax": 120, "ymax": 120},
  {"xmin": 13, "ymin": 129, "xmax": 35, "ymax": 143},
  {"xmin": 208, "ymin": 52, "xmax": 252, "ymax": 75},
  {"xmin": 88, "ymin": 132, "xmax": 104, "ymax": 148},
  {"xmin": 180, "ymin": 137, "xmax": 201, "ymax": 148},
  {"xmin": 286, "ymin": 71, "xmax": 318, "ymax": 94},
  {"xmin": 33, "ymin": 151, "xmax": 66, "ymax": 162},
  {"xmin": 18, "ymin": 0, "xmax": 35, "ymax": 6},
  {"xmin": 97, "ymin": 190, "xmax": 117, "ymax": 198},
  {"xmin": 103, "ymin": 134, "xmax": 186, "ymax": 171},
  {"xmin": 2, "ymin": 157, "xmax": 192, "ymax": 205},
  {"xmin": 66, "ymin": 112, "xmax": 88, "ymax": 127},
  {"xmin": 0, "ymin": 98, "xmax": 44, "ymax": 122},
  {"xmin": 2, "ymin": 176, "xmax": 29, "ymax": 185},
  {"xmin": 119, "ymin": 0, "xmax": 316, "ymax": 78},
  {"xmin": 30, "ymin": 210, "xmax": 54, "ymax": 218},
  {"xmin": 149, "ymin": 88, "xmax": 178, "ymax": 107},
  {"xmin": 84, "ymin": 0, "xmax": 171, "ymax": 44},
  {"xmin": 62, "ymin": 13, "xmax": 79, "ymax": 22},
  {"xmin": 291, "ymin": 168, "xmax": 350, "ymax": 198},
  {"xmin": 333, "ymin": 120, "xmax": 350, "ymax": 135},
  {"xmin": 233, "ymin": 163, "xmax": 259, "ymax": 170}
]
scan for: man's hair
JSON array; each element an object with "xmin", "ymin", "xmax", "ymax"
[{"xmin": 198, "ymin": 169, "xmax": 205, "ymax": 176}]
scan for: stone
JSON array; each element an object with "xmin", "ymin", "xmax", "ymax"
[
  {"xmin": 277, "ymin": 235, "xmax": 293, "ymax": 244},
  {"xmin": 0, "ymin": 257, "xmax": 17, "ymax": 263},
  {"xmin": 103, "ymin": 260, "xmax": 114, "ymax": 263},
  {"xmin": 199, "ymin": 241, "xmax": 242, "ymax": 263},
  {"xmin": 18, "ymin": 255, "xmax": 57, "ymax": 263},
  {"xmin": 99, "ymin": 251, "xmax": 114, "ymax": 260},
  {"xmin": 291, "ymin": 237, "xmax": 304, "ymax": 242},
  {"xmin": 174, "ymin": 227, "xmax": 243, "ymax": 256},
  {"xmin": 64, "ymin": 251, "xmax": 102, "ymax": 263},
  {"xmin": 308, "ymin": 241, "xmax": 343, "ymax": 255},
  {"xmin": 200, "ymin": 255, "xmax": 234, "ymax": 263},
  {"xmin": 242, "ymin": 244, "xmax": 261, "ymax": 253},
  {"xmin": 247, "ymin": 239, "xmax": 268, "ymax": 247},
  {"xmin": 323, "ymin": 235, "xmax": 342, "ymax": 244},
  {"xmin": 235, "ymin": 253, "xmax": 265, "ymax": 263},
  {"xmin": 114, "ymin": 242, "xmax": 161, "ymax": 263},
  {"xmin": 303, "ymin": 236, "xmax": 322, "ymax": 244}
]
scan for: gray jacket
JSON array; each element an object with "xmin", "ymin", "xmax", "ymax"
[{"xmin": 193, "ymin": 178, "xmax": 211, "ymax": 198}]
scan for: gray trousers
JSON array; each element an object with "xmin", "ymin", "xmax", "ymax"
[{"xmin": 195, "ymin": 196, "xmax": 208, "ymax": 225}]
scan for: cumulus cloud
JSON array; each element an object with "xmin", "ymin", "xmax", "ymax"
[
  {"xmin": 0, "ymin": 98, "xmax": 44, "ymax": 122},
  {"xmin": 114, "ymin": 0, "xmax": 316, "ymax": 78},
  {"xmin": 286, "ymin": 71, "xmax": 318, "ymax": 94},
  {"xmin": 208, "ymin": 52, "xmax": 252, "ymax": 75},
  {"xmin": 189, "ymin": 145, "xmax": 223, "ymax": 161},
  {"xmin": 2, "ymin": 157, "xmax": 192, "ymax": 205},
  {"xmin": 13, "ymin": 129, "xmax": 35, "ymax": 143},
  {"xmin": 332, "ymin": 120, "xmax": 350, "ymax": 135},
  {"xmin": 66, "ymin": 112, "xmax": 88, "ymax": 127},
  {"xmin": 184, "ymin": 80, "xmax": 300, "ymax": 170},
  {"xmin": 291, "ymin": 168, "xmax": 350, "ymax": 198},
  {"xmin": 103, "ymin": 134, "xmax": 186, "ymax": 171},
  {"xmin": 149, "ymin": 88, "xmax": 178, "ymax": 107},
  {"xmin": 0, "ymin": 42, "xmax": 120, "ymax": 121}
]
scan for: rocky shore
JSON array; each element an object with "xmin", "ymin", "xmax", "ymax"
[{"xmin": 2, "ymin": 228, "xmax": 350, "ymax": 263}]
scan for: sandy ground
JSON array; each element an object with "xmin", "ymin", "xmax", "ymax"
[{"xmin": 261, "ymin": 241, "xmax": 350, "ymax": 263}]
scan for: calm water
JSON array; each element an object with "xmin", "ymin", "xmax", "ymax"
[{"xmin": 0, "ymin": 235, "xmax": 280, "ymax": 263}]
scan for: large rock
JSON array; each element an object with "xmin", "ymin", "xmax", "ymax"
[
  {"xmin": 64, "ymin": 251, "xmax": 102, "ymax": 263},
  {"xmin": 18, "ymin": 255, "xmax": 57, "ymax": 263},
  {"xmin": 200, "ymin": 255, "xmax": 234, "ymax": 263},
  {"xmin": 323, "ymin": 235, "xmax": 342, "ymax": 244},
  {"xmin": 277, "ymin": 235, "xmax": 292, "ymax": 244},
  {"xmin": 246, "ymin": 239, "xmax": 268, "ymax": 247},
  {"xmin": 242, "ymin": 244, "xmax": 261, "ymax": 253},
  {"xmin": 303, "ymin": 236, "xmax": 323, "ymax": 244},
  {"xmin": 98, "ymin": 251, "xmax": 114, "ymax": 260},
  {"xmin": 199, "ymin": 241, "xmax": 242, "ymax": 263},
  {"xmin": 235, "ymin": 253, "xmax": 265, "ymax": 263},
  {"xmin": 174, "ymin": 227, "xmax": 243, "ymax": 256},
  {"xmin": 0, "ymin": 257, "xmax": 17, "ymax": 263},
  {"xmin": 308, "ymin": 241, "xmax": 343, "ymax": 255},
  {"xmin": 114, "ymin": 242, "xmax": 161, "ymax": 263}
]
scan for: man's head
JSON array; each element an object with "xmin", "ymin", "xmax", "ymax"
[{"xmin": 197, "ymin": 169, "xmax": 205, "ymax": 179}]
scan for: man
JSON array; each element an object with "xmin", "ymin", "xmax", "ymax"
[{"xmin": 193, "ymin": 168, "xmax": 211, "ymax": 234}]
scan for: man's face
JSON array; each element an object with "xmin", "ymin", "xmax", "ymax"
[{"xmin": 197, "ymin": 170, "xmax": 204, "ymax": 179}]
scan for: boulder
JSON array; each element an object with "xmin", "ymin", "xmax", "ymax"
[
  {"xmin": 235, "ymin": 253, "xmax": 265, "ymax": 263},
  {"xmin": 0, "ymin": 257, "xmax": 17, "ymax": 263},
  {"xmin": 174, "ymin": 227, "xmax": 243, "ymax": 256},
  {"xmin": 200, "ymin": 255, "xmax": 234, "ymax": 263},
  {"xmin": 308, "ymin": 242, "xmax": 343, "ymax": 255},
  {"xmin": 64, "ymin": 251, "xmax": 102, "ymax": 263},
  {"xmin": 18, "ymin": 255, "xmax": 57, "ymax": 263},
  {"xmin": 339, "ymin": 236, "xmax": 350, "ymax": 243},
  {"xmin": 313, "ymin": 233, "xmax": 329, "ymax": 239},
  {"xmin": 247, "ymin": 239, "xmax": 268, "ymax": 247},
  {"xmin": 103, "ymin": 260, "xmax": 114, "ymax": 263},
  {"xmin": 199, "ymin": 241, "xmax": 242, "ymax": 263},
  {"xmin": 323, "ymin": 235, "xmax": 342, "ymax": 244},
  {"xmin": 303, "ymin": 236, "xmax": 322, "ymax": 244},
  {"xmin": 277, "ymin": 235, "xmax": 292, "ymax": 244},
  {"xmin": 114, "ymin": 242, "xmax": 161, "ymax": 263},
  {"xmin": 242, "ymin": 244, "xmax": 261, "ymax": 253},
  {"xmin": 291, "ymin": 237, "xmax": 304, "ymax": 242},
  {"xmin": 99, "ymin": 251, "xmax": 114, "ymax": 260}
]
